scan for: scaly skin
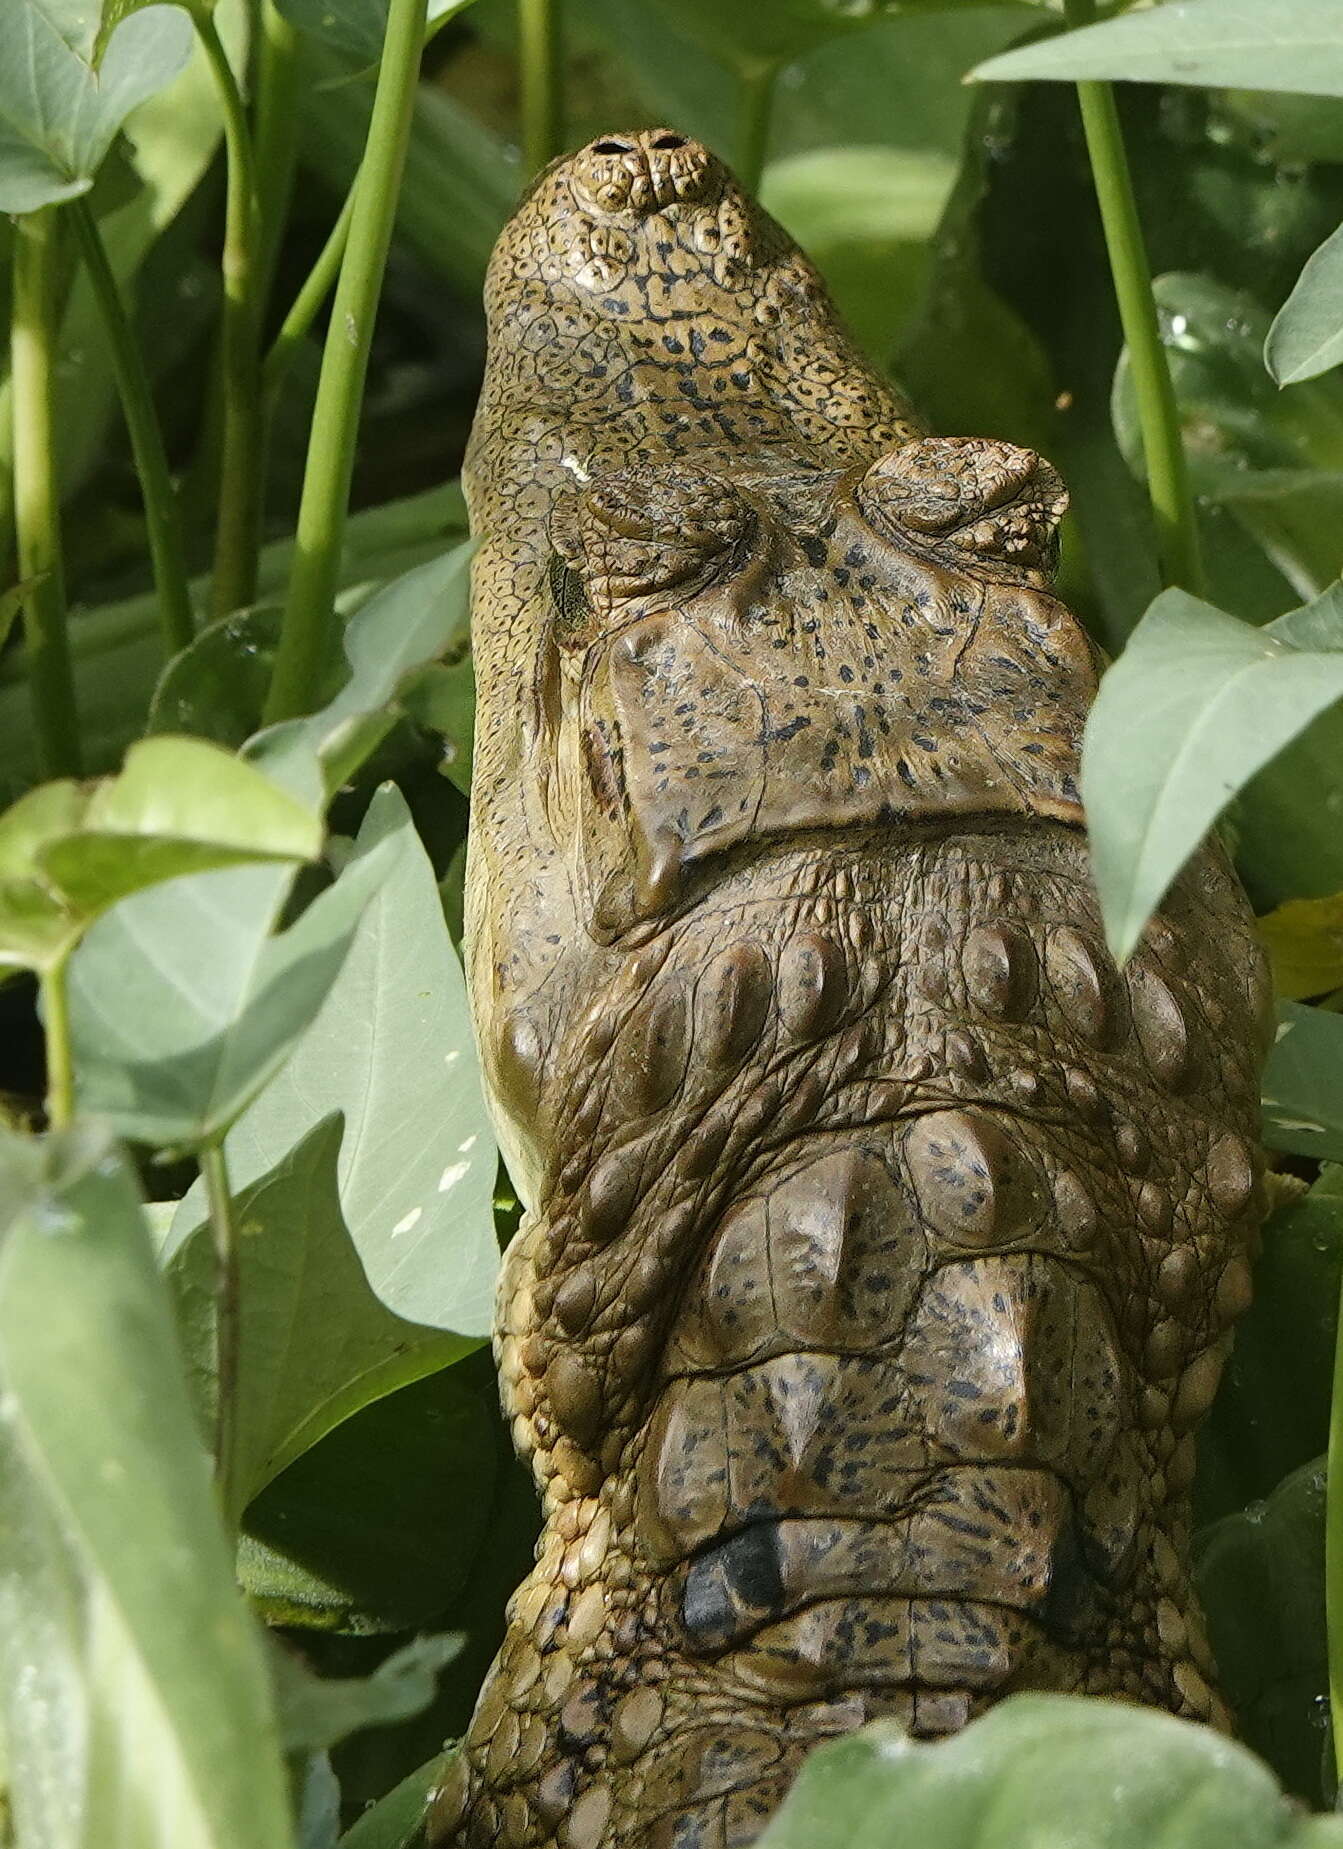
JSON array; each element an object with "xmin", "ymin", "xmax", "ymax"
[{"xmin": 429, "ymin": 131, "xmax": 1273, "ymax": 1849}]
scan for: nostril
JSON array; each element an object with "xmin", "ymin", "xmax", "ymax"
[
  {"xmin": 592, "ymin": 138, "xmax": 635, "ymax": 155},
  {"xmin": 649, "ymin": 132, "xmax": 687, "ymax": 151}
]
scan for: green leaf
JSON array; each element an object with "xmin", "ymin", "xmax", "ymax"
[
  {"xmin": 1268, "ymin": 221, "xmax": 1343, "ymax": 386},
  {"xmin": 0, "ymin": 484, "xmax": 468, "ymax": 793},
  {"xmin": 1113, "ymin": 276, "xmax": 1343, "ymax": 491},
  {"xmin": 0, "ymin": 780, "xmax": 91, "ymax": 973},
  {"xmin": 642, "ymin": 0, "xmax": 1043, "ymax": 83},
  {"xmin": 67, "ymin": 823, "xmax": 401, "ymax": 1146},
  {"xmin": 1196, "ymin": 1166, "xmax": 1343, "ymax": 1522},
  {"xmin": 44, "ymin": 737, "xmax": 324, "ymax": 912},
  {"xmin": 0, "ymin": 18, "xmax": 228, "ymax": 525},
  {"xmin": 238, "ymin": 1368, "xmax": 497, "ymax": 1634},
  {"xmin": 296, "ymin": 1755, "xmax": 341, "ymax": 1849},
  {"xmin": 338, "ymin": 1758, "xmax": 440, "ymax": 1849},
  {"xmin": 0, "ymin": 1, "xmax": 194, "ymax": 212},
  {"xmin": 277, "ymin": 0, "xmax": 479, "ymax": 62},
  {"xmin": 972, "ymin": 1, "xmax": 1343, "ymax": 101},
  {"xmin": 757, "ymin": 1696, "xmax": 1343, "ymax": 1848},
  {"xmin": 250, "ymin": 542, "xmax": 477, "ymax": 805},
  {"xmin": 0, "ymin": 741, "xmax": 322, "ymax": 977},
  {"xmin": 760, "ymin": 146, "xmax": 958, "ymax": 360},
  {"xmin": 401, "ymin": 653, "xmax": 475, "ymax": 796},
  {"xmin": 272, "ymin": 1635, "xmax": 461, "ymax": 1757},
  {"xmin": 0, "ymin": 1123, "xmax": 292, "ymax": 1849},
  {"xmin": 300, "ymin": 46, "xmax": 517, "ymax": 298},
  {"xmin": 1257, "ymin": 891, "xmax": 1343, "ymax": 999},
  {"xmin": 1081, "ymin": 586, "xmax": 1343, "ymax": 961},
  {"xmin": 147, "ymin": 607, "xmax": 288, "ymax": 747},
  {"xmin": 1110, "ymin": 274, "xmax": 1343, "ymax": 608},
  {"xmin": 1196, "ymin": 1460, "xmax": 1330, "ymax": 1805},
  {"xmin": 170, "ymin": 784, "xmax": 498, "ymax": 1333},
  {"xmin": 1262, "ymin": 1000, "xmax": 1343, "ymax": 1162},
  {"xmin": 168, "ymin": 1116, "xmax": 468, "ymax": 1520}
]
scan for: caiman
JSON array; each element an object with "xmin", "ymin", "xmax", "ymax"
[{"xmin": 428, "ymin": 129, "xmax": 1272, "ymax": 1849}]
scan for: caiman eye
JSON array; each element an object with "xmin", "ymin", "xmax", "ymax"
[
  {"xmin": 547, "ymin": 552, "xmax": 595, "ymax": 639},
  {"xmin": 858, "ymin": 437, "xmax": 1068, "ymax": 583},
  {"xmin": 551, "ymin": 465, "xmax": 753, "ymax": 609}
]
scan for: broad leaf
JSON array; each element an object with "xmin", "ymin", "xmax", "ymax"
[
  {"xmin": 67, "ymin": 823, "xmax": 400, "ymax": 1146},
  {"xmin": 0, "ymin": 740, "xmax": 321, "ymax": 976},
  {"xmin": 0, "ymin": 485, "xmax": 470, "ymax": 793},
  {"xmin": 1257, "ymin": 892, "xmax": 1343, "ymax": 999},
  {"xmin": 1268, "ymin": 220, "xmax": 1343, "ymax": 386},
  {"xmin": 646, "ymin": 0, "xmax": 1046, "ymax": 82},
  {"xmin": 972, "ymin": 1, "xmax": 1343, "ymax": 101},
  {"xmin": 1262, "ymin": 1001, "xmax": 1343, "ymax": 1162},
  {"xmin": 401, "ymin": 653, "xmax": 475, "ymax": 796},
  {"xmin": 1081, "ymin": 587, "xmax": 1343, "ymax": 961},
  {"xmin": 0, "ymin": 1124, "xmax": 292, "ymax": 1849},
  {"xmin": 0, "ymin": 780, "xmax": 90, "ymax": 973},
  {"xmin": 44, "ymin": 737, "xmax": 323, "ymax": 911},
  {"xmin": 148, "ymin": 607, "xmax": 288, "ymax": 747},
  {"xmin": 1196, "ymin": 1460, "xmax": 1330, "ymax": 1805},
  {"xmin": 167, "ymin": 1117, "xmax": 467, "ymax": 1523},
  {"xmin": 277, "ymin": 0, "xmax": 479, "ymax": 62},
  {"xmin": 339, "ymin": 1759, "xmax": 440, "ymax": 1849},
  {"xmin": 250, "ymin": 541, "xmax": 476, "ymax": 805},
  {"xmin": 239, "ymin": 1368, "xmax": 496, "ymax": 1634},
  {"xmin": 1197, "ymin": 1166, "xmax": 1343, "ymax": 1522},
  {"xmin": 0, "ymin": 1, "xmax": 194, "ymax": 212},
  {"xmin": 295, "ymin": 1756, "xmax": 341, "ymax": 1849},
  {"xmin": 272, "ymin": 1635, "xmax": 460, "ymax": 1756},
  {"xmin": 1111, "ymin": 275, "xmax": 1343, "ymax": 608},
  {"xmin": 758, "ymin": 1697, "xmax": 1343, "ymax": 1847},
  {"xmin": 760, "ymin": 146, "xmax": 958, "ymax": 360},
  {"xmin": 170, "ymin": 785, "xmax": 498, "ymax": 1333}
]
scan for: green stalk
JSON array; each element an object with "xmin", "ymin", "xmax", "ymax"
[
  {"xmin": 263, "ymin": 0, "xmax": 429, "ymax": 723},
  {"xmin": 200, "ymin": 1139, "xmax": 242, "ymax": 1526},
  {"xmin": 68, "ymin": 200, "xmax": 195, "ymax": 657},
  {"xmin": 252, "ymin": 0, "xmax": 301, "ymax": 299},
  {"xmin": 518, "ymin": 0, "xmax": 562, "ymax": 179},
  {"xmin": 1063, "ymin": 0, "xmax": 1202, "ymax": 596},
  {"xmin": 736, "ymin": 61, "xmax": 779, "ymax": 196},
  {"xmin": 261, "ymin": 187, "xmax": 356, "ymax": 412},
  {"xmin": 10, "ymin": 211, "xmax": 80, "ymax": 779},
  {"xmin": 197, "ymin": 10, "xmax": 264, "ymax": 621},
  {"xmin": 40, "ymin": 958, "xmax": 74, "ymax": 1131}
]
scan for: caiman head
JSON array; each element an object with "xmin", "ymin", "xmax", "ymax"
[{"xmin": 537, "ymin": 437, "xmax": 1088, "ymax": 943}]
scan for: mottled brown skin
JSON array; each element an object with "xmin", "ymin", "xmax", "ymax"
[{"xmin": 429, "ymin": 131, "xmax": 1273, "ymax": 1849}]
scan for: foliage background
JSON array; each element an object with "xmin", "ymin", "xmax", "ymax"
[{"xmin": 4, "ymin": 1, "xmax": 1343, "ymax": 1844}]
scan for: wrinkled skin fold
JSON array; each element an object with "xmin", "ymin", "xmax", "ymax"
[{"xmin": 429, "ymin": 130, "xmax": 1273, "ymax": 1849}]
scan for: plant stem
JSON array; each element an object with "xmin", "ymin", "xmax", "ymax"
[
  {"xmin": 40, "ymin": 958, "xmax": 74, "ymax": 1131},
  {"xmin": 10, "ymin": 210, "xmax": 81, "ymax": 779},
  {"xmin": 263, "ymin": 0, "xmax": 429, "ymax": 723},
  {"xmin": 68, "ymin": 200, "xmax": 195, "ymax": 657},
  {"xmin": 197, "ymin": 10, "xmax": 264, "ymax": 622},
  {"xmin": 200, "ymin": 1139, "xmax": 242, "ymax": 1525},
  {"xmin": 1063, "ymin": 0, "xmax": 1202, "ymax": 597},
  {"xmin": 518, "ymin": 0, "xmax": 562, "ymax": 179},
  {"xmin": 261, "ymin": 187, "xmax": 356, "ymax": 411},
  {"xmin": 252, "ymin": 0, "xmax": 301, "ymax": 300},
  {"xmin": 736, "ymin": 61, "xmax": 779, "ymax": 196}
]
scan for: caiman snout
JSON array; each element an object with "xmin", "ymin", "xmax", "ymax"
[{"xmin": 569, "ymin": 127, "xmax": 718, "ymax": 215}]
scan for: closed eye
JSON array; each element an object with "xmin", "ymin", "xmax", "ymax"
[{"xmin": 547, "ymin": 553, "xmax": 594, "ymax": 635}]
